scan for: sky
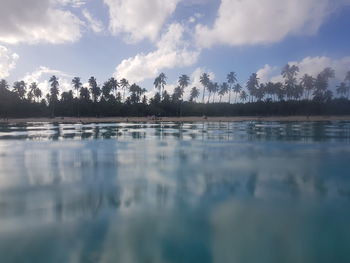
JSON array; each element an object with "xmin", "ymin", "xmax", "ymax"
[{"xmin": 0, "ymin": 0, "xmax": 350, "ymax": 99}]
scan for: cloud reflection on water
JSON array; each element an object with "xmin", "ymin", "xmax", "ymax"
[{"xmin": 0, "ymin": 121, "xmax": 350, "ymax": 262}]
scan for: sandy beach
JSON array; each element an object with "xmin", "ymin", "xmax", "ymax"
[{"xmin": 1, "ymin": 115, "xmax": 350, "ymax": 124}]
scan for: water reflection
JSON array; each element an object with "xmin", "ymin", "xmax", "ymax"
[
  {"xmin": 0, "ymin": 122, "xmax": 350, "ymax": 262},
  {"xmin": 0, "ymin": 121, "xmax": 349, "ymax": 141}
]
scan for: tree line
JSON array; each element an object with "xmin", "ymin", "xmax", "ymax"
[{"xmin": 1, "ymin": 64, "xmax": 350, "ymax": 118}]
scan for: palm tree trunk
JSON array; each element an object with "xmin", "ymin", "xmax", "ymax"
[
  {"xmin": 229, "ymin": 90, "xmax": 231, "ymax": 104},
  {"xmin": 202, "ymin": 87, "xmax": 205, "ymax": 103}
]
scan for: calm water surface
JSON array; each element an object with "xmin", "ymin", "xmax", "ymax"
[{"xmin": 0, "ymin": 121, "xmax": 350, "ymax": 263}]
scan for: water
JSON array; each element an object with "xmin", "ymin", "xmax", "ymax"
[{"xmin": 0, "ymin": 121, "xmax": 350, "ymax": 263}]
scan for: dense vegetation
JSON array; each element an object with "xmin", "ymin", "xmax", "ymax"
[{"xmin": 1, "ymin": 65, "xmax": 350, "ymax": 118}]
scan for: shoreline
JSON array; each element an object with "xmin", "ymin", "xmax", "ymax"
[{"xmin": 1, "ymin": 115, "xmax": 350, "ymax": 124}]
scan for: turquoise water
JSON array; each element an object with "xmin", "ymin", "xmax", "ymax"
[{"xmin": 0, "ymin": 121, "xmax": 350, "ymax": 263}]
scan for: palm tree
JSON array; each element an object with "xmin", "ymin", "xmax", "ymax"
[
  {"xmin": 200, "ymin": 73, "xmax": 210, "ymax": 103},
  {"xmin": 211, "ymin": 82, "xmax": 219, "ymax": 103},
  {"xmin": 34, "ymin": 86, "xmax": 42, "ymax": 103},
  {"xmin": 49, "ymin": 75, "xmax": 59, "ymax": 102},
  {"xmin": 300, "ymin": 74, "xmax": 315, "ymax": 100},
  {"xmin": 88, "ymin": 76, "xmax": 101, "ymax": 103},
  {"xmin": 0, "ymin": 79, "xmax": 9, "ymax": 91},
  {"xmin": 274, "ymin": 82, "xmax": 285, "ymax": 101},
  {"xmin": 72, "ymin": 77, "xmax": 82, "ymax": 98},
  {"xmin": 265, "ymin": 82, "xmax": 275, "ymax": 101},
  {"xmin": 172, "ymin": 86, "xmax": 184, "ymax": 101},
  {"xmin": 246, "ymin": 73, "xmax": 259, "ymax": 102},
  {"xmin": 178, "ymin": 74, "xmax": 190, "ymax": 101},
  {"xmin": 129, "ymin": 83, "xmax": 145, "ymax": 104},
  {"xmin": 344, "ymin": 71, "xmax": 350, "ymax": 99},
  {"xmin": 154, "ymin": 73, "xmax": 167, "ymax": 99},
  {"xmin": 233, "ymin": 84, "xmax": 242, "ymax": 103},
  {"xmin": 227, "ymin": 71, "xmax": 237, "ymax": 103},
  {"xmin": 189, "ymin": 87, "xmax": 199, "ymax": 102},
  {"xmin": 13, "ymin": 80, "xmax": 26, "ymax": 100},
  {"xmin": 120, "ymin": 78, "xmax": 129, "ymax": 102},
  {"xmin": 108, "ymin": 77, "xmax": 119, "ymax": 98},
  {"xmin": 219, "ymin": 82, "xmax": 229, "ymax": 102},
  {"xmin": 240, "ymin": 90, "xmax": 248, "ymax": 102},
  {"xmin": 61, "ymin": 90, "xmax": 74, "ymax": 102},
  {"xmin": 314, "ymin": 67, "xmax": 335, "ymax": 100},
  {"xmin": 102, "ymin": 81, "xmax": 112, "ymax": 100},
  {"xmin": 336, "ymin": 82, "xmax": 348, "ymax": 98},
  {"xmin": 28, "ymin": 82, "xmax": 38, "ymax": 102},
  {"xmin": 281, "ymin": 64, "xmax": 299, "ymax": 99},
  {"xmin": 80, "ymin": 87, "xmax": 90, "ymax": 101},
  {"xmin": 163, "ymin": 90, "xmax": 171, "ymax": 103},
  {"xmin": 207, "ymin": 81, "xmax": 214, "ymax": 103},
  {"xmin": 256, "ymin": 83, "xmax": 266, "ymax": 101},
  {"xmin": 178, "ymin": 74, "xmax": 190, "ymax": 89},
  {"xmin": 45, "ymin": 93, "xmax": 50, "ymax": 105},
  {"xmin": 49, "ymin": 75, "xmax": 59, "ymax": 116}
]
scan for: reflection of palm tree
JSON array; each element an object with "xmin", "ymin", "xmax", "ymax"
[{"xmin": 246, "ymin": 173, "xmax": 257, "ymax": 196}]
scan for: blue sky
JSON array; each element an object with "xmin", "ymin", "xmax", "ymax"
[{"xmin": 0, "ymin": 0, "xmax": 350, "ymax": 98}]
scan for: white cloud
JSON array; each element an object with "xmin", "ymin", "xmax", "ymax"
[
  {"xmin": 0, "ymin": 45, "xmax": 19, "ymax": 78},
  {"xmin": 256, "ymin": 64, "xmax": 280, "ymax": 83},
  {"xmin": 257, "ymin": 56, "xmax": 350, "ymax": 85},
  {"xmin": 103, "ymin": 0, "xmax": 180, "ymax": 42},
  {"xmin": 82, "ymin": 8, "xmax": 104, "ymax": 33},
  {"xmin": 115, "ymin": 23, "xmax": 200, "ymax": 84},
  {"xmin": 195, "ymin": 0, "xmax": 348, "ymax": 48},
  {"xmin": 188, "ymin": 13, "xmax": 203, "ymax": 24},
  {"xmin": 54, "ymin": 0, "xmax": 86, "ymax": 8},
  {"xmin": 22, "ymin": 66, "xmax": 73, "ymax": 96},
  {"xmin": 0, "ymin": 0, "xmax": 83, "ymax": 44}
]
